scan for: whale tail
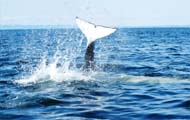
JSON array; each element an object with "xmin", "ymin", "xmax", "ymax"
[
  {"xmin": 76, "ymin": 17, "xmax": 117, "ymax": 71},
  {"xmin": 76, "ymin": 17, "xmax": 117, "ymax": 46}
]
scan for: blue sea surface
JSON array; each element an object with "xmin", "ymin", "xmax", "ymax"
[{"xmin": 0, "ymin": 28, "xmax": 190, "ymax": 120}]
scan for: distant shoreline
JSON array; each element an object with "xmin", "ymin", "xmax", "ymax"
[{"xmin": 1, "ymin": 25, "xmax": 190, "ymax": 30}]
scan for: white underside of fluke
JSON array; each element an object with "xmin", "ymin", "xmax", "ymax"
[{"xmin": 76, "ymin": 17, "xmax": 117, "ymax": 46}]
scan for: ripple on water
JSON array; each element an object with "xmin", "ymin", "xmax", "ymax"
[{"xmin": 1, "ymin": 28, "xmax": 190, "ymax": 119}]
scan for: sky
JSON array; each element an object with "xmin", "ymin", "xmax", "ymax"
[{"xmin": 0, "ymin": 0, "xmax": 190, "ymax": 27}]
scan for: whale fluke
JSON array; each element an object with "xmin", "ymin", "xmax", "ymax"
[
  {"xmin": 76, "ymin": 17, "xmax": 117, "ymax": 46},
  {"xmin": 76, "ymin": 17, "xmax": 117, "ymax": 70}
]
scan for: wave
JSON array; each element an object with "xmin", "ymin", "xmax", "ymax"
[{"xmin": 14, "ymin": 56, "xmax": 190, "ymax": 86}]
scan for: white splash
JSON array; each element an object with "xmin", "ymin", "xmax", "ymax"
[
  {"xmin": 15, "ymin": 30, "xmax": 92, "ymax": 85},
  {"xmin": 15, "ymin": 57, "xmax": 94, "ymax": 85}
]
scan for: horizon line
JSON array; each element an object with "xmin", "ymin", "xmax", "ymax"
[{"xmin": 1, "ymin": 24, "xmax": 190, "ymax": 30}]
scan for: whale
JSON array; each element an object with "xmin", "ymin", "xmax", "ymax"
[{"xmin": 76, "ymin": 17, "xmax": 117, "ymax": 71}]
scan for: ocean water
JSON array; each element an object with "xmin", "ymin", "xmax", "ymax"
[{"xmin": 0, "ymin": 28, "xmax": 190, "ymax": 120}]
